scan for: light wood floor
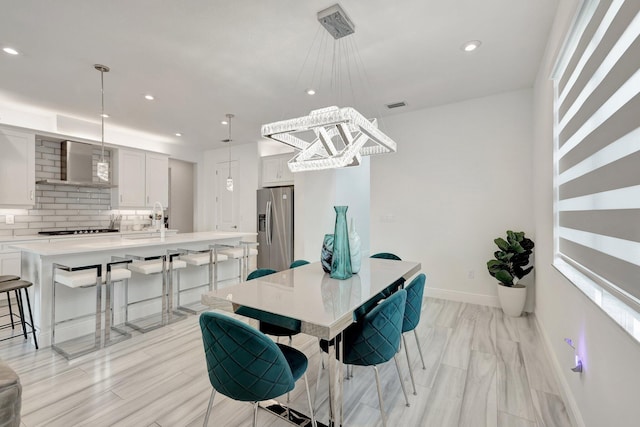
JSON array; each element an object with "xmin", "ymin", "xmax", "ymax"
[{"xmin": 0, "ymin": 298, "xmax": 573, "ymax": 427}]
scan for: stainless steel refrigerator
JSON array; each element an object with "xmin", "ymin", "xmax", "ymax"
[{"xmin": 257, "ymin": 186, "xmax": 294, "ymax": 271}]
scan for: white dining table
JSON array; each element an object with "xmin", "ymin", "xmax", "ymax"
[{"xmin": 201, "ymin": 257, "xmax": 421, "ymax": 427}]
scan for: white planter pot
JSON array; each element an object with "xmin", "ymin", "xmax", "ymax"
[{"xmin": 496, "ymin": 283, "xmax": 527, "ymax": 317}]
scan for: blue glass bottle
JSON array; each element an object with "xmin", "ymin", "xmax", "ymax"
[{"xmin": 331, "ymin": 206, "xmax": 352, "ymax": 280}]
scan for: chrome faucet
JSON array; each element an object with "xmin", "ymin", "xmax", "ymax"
[{"xmin": 153, "ymin": 201, "xmax": 165, "ymax": 239}]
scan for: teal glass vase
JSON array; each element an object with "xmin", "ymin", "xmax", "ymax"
[{"xmin": 330, "ymin": 206, "xmax": 352, "ymax": 280}]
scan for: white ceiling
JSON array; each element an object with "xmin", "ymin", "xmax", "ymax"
[{"xmin": 0, "ymin": 0, "xmax": 559, "ymax": 151}]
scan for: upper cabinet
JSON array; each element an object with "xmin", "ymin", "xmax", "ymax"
[
  {"xmin": 112, "ymin": 149, "xmax": 168, "ymax": 208},
  {"xmin": 0, "ymin": 128, "xmax": 35, "ymax": 207},
  {"xmin": 145, "ymin": 152, "xmax": 169, "ymax": 207},
  {"xmin": 261, "ymin": 154, "xmax": 293, "ymax": 187}
]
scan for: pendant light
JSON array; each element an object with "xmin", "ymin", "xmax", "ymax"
[
  {"xmin": 94, "ymin": 64, "xmax": 110, "ymax": 182},
  {"xmin": 223, "ymin": 113, "xmax": 234, "ymax": 192}
]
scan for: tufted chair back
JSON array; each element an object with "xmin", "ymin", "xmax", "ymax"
[
  {"xmin": 246, "ymin": 268, "xmax": 277, "ymax": 281},
  {"xmin": 402, "ymin": 274, "xmax": 426, "ymax": 333},
  {"xmin": 342, "ymin": 289, "xmax": 406, "ymax": 367},
  {"xmin": 289, "ymin": 260, "xmax": 310, "ymax": 269},
  {"xmin": 370, "ymin": 252, "xmax": 402, "ymax": 261},
  {"xmin": 199, "ymin": 312, "xmax": 295, "ymax": 402}
]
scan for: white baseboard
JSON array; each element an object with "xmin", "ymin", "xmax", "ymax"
[
  {"xmin": 532, "ymin": 314, "xmax": 585, "ymax": 427},
  {"xmin": 424, "ymin": 287, "xmax": 501, "ymax": 308}
]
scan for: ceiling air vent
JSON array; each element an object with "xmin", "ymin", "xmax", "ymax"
[{"xmin": 386, "ymin": 101, "xmax": 407, "ymax": 109}]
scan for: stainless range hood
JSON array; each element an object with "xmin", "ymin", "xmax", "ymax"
[{"xmin": 36, "ymin": 140, "xmax": 117, "ymax": 188}]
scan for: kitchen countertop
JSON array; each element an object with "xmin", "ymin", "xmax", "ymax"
[
  {"xmin": 9, "ymin": 231, "xmax": 255, "ymax": 256},
  {"xmin": 0, "ymin": 229, "xmax": 179, "ymax": 244}
]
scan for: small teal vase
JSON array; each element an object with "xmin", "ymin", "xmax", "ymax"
[
  {"xmin": 330, "ymin": 206, "xmax": 352, "ymax": 280},
  {"xmin": 321, "ymin": 234, "xmax": 334, "ymax": 273}
]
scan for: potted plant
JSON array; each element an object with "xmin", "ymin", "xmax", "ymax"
[{"xmin": 487, "ymin": 230, "xmax": 534, "ymax": 317}]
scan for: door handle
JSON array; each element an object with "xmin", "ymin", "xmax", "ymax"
[
  {"xmin": 231, "ymin": 225, "xmax": 238, "ymax": 229},
  {"xmin": 265, "ymin": 200, "xmax": 272, "ymax": 245}
]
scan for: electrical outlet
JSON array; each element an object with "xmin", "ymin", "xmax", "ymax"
[
  {"xmin": 6, "ymin": 215, "xmax": 14, "ymax": 224},
  {"xmin": 467, "ymin": 270, "xmax": 475, "ymax": 279}
]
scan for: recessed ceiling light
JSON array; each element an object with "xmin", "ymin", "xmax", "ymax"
[
  {"xmin": 100, "ymin": 113, "xmax": 110, "ymax": 118},
  {"xmin": 221, "ymin": 120, "xmax": 228, "ymax": 125},
  {"xmin": 461, "ymin": 40, "xmax": 482, "ymax": 52},
  {"xmin": 306, "ymin": 88, "xmax": 316, "ymax": 95},
  {"xmin": 144, "ymin": 94, "xmax": 155, "ymax": 101},
  {"xmin": 175, "ymin": 132, "xmax": 182, "ymax": 137},
  {"xmin": 3, "ymin": 47, "xmax": 19, "ymax": 55}
]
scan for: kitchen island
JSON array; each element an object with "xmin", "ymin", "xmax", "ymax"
[{"xmin": 11, "ymin": 231, "xmax": 255, "ymax": 346}]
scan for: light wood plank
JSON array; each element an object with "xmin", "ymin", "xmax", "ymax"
[
  {"xmin": 531, "ymin": 389, "xmax": 573, "ymax": 427},
  {"xmin": 0, "ymin": 300, "xmax": 574, "ymax": 427},
  {"xmin": 459, "ymin": 350, "xmax": 497, "ymax": 427}
]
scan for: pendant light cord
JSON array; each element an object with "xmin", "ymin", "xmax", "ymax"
[
  {"xmin": 100, "ymin": 69, "xmax": 105, "ymax": 162},
  {"xmin": 227, "ymin": 114, "xmax": 232, "ymax": 179}
]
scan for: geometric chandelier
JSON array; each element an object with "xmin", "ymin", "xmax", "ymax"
[
  {"xmin": 260, "ymin": 4, "xmax": 398, "ymax": 173},
  {"xmin": 261, "ymin": 105, "xmax": 397, "ymax": 172}
]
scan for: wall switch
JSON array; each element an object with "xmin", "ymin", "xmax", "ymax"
[{"xmin": 6, "ymin": 215, "xmax": 14, "ymax": 224}]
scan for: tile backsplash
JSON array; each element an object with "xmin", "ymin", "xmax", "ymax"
[{"xmin": 0, "ymin": 139, "xmax": 153, "ymax": 237}]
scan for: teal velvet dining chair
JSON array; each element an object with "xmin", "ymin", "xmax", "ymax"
[
  {"xmin": 290, "ymin": 259, "xmax": 310, "ymax": 268},
  {"xmin": 401, "ymin": 273, "xmax": 427, "ymax": 395},
  {"xmin": 241, "ymin": 269, "xmax": 302, "ymax": 344},
  {"xmin": 370, "ymin": 252, "xmax": 402, "ymax": 261},
  {"xmin": 199, "ymin": 312, "xmax": 315, "ymax": 426},
  {"xmin": 317, "ymin": 289, "xmax": 410, "ymax": 426},
  {"xmin": 370, "ymin": 252, "xmax": 405, "ymax": 297}
]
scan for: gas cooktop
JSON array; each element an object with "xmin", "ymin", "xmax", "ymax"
[{"xmin": 38, "ymin": 229, "xmax": 119, "ymax": 236}]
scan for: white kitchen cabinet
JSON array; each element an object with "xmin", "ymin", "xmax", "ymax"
[
  {"xmin": 145, "ymin": 153, "xmax": 169, "ymax": 207},
  {"xmin": 261, "ymin": 154, "xmax": 293, "ymax": 187},
  {"xmin": 0, "ymin": 251, "xmax": 21, "ymax": 277},
  {"xmin": 112, "ymin": 149, "xmax": 168, "ymax": 208},
  {"xmin": 0, "ymin": 128, "xmax": 35, "ymax": 207}
]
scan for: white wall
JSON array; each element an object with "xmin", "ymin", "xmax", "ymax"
[
  {"xmin": 293, "ymin": 158, "xmax": 371, "ymax": 263},
  {"xmin": 370, "ymin": 89, "xmax": 534, "ymax": 307},
  {"xmin": 532, "ymin": 1, "xmax": 640, "ymax": 426}
]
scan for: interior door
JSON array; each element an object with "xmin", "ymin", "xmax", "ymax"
[{"xmin": 215, "ymin": 161, "xmax": 239, "ymax": 231}]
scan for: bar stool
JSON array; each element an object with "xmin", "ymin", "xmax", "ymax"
[
  {"xmin": 216, "ymin": 242, "xmax": 258, "ymax": 283},
  {"xmin": 52, "ymin": 263, "xmax": 102, "ymax": 359},
  {"xmin": 125, "ymin": 253, "xmax": 187, "ymax": 332},
  {"xmin": 0, "ymin": 275, "xmax": 20, "ymax": 332},
  {"xmin": 104, "ymin": 259, "xmax": 133, "ymax": 346},
  {"xmin": 177, "ymin": 248, "xmax": 228, "ymax": 314},
  {"xmin": 0, "ymin": 278, "xmax": 38, "ymax": 349}
]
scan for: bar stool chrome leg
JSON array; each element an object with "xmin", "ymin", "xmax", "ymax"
[
  {"xmin": 51, "ymin": 263, "xmax": 102, "ymax": 359},
  {"xmin": 104, "ymin": 259, "xmax": 133, "ymax": 346}
]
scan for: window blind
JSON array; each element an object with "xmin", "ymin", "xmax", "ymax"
[{"xmin": 554, "ymin": 0, "xmax": 640, "ymax": 311}]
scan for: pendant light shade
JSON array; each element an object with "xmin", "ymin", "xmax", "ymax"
[
  {"xmin": 95, "ymin": 64, "xmax": 110, "ymax": 182},
  {"xmin": 224, "ymin": 113, "xmax": 234, "ymax": 192}
]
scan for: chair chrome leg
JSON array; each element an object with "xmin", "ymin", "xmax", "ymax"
[
  {"xmin": 252, "ymin": 401, "xmax": 259, "ymax": 427},
  {"xmin": 317, "ymin": 338, "xmax": 325, "ymax": 369},
  {"xmin": 373, "ymin": 366, "xmax": 388, "ymax": 427},
  {"xmin": 393, "ymin": 354, "xmax": 411, "ymax": 407},
  {"xmin": 303, "ymin": 372, "xmax": 317, "ymax": 427},
  {"xmin": 402, "ymin": 334, "xmax": 417, "ymax": 395},
  {"xmin": 414, "ymin": 329, "xmax": 426, "ymax": 369},
  {"xmin": 314, "ymin": 347, "xmax": 323, "ymax": 410},
  {"xmin": 203, "ymin": 388, "xmax": 216, "ymax": 427}
]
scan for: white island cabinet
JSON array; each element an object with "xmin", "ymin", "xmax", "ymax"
[{"xmin": 11, "ymin": 231, "xmax": 254, "ymax": 346}]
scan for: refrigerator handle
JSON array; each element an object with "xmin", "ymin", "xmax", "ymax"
[{"xmin": 265, "ymin": 200, "xmax": 272, "ymax": 245}]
